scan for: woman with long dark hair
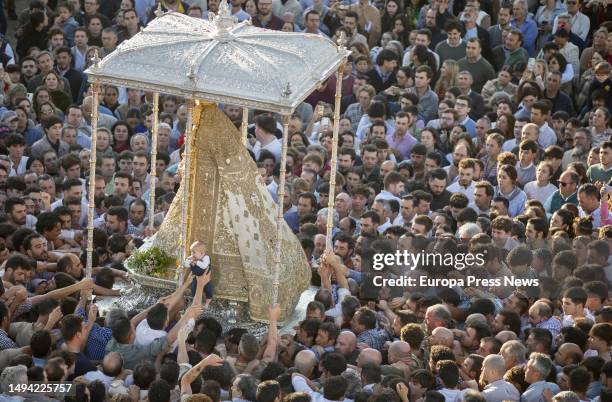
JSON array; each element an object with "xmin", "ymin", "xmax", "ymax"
[{"xmin": 381, "ymin": 0, "xmax": 403, "ymax": 34}]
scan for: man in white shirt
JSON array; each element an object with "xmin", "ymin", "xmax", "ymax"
[
  {"xmin": 249, "ymin": 115, "xmax": 282, "ymax": 162},
  {"xmin": 134, "ymin": 304, "xmax": 168, "ymax": 346},
  {"xmin": 447, "ymin": 159, "xmax": 477, "ymax": 204},
  {"xmin": 84, "ymin": 352, "xmax": 127, "ymax": 390},
  {"xmin": 291, "ymin": 373, "xmax": 349, "ymax": 402},
  {"xmin": 577, "ymin": 183, "xmax": 602, "ymax": 228},
  {"xmin": 530, "ymin": 101, "xmax": 557, "ymax": 149},
  {"xmin": 553, "ymin": 7, "xmax": 589, "ymax": 42}
]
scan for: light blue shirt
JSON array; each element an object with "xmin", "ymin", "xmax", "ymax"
[
  {"xmin": 495, "ymin": 186, "xmax": 527, "ymax": 217},
  {"xmin": 521, "ymin": 381, "xmax": 560, "ymax": 402},
  {"xmin": 511, "ymin": 17, "xmax": 538, "ymax": 56},
  {"xmin": 232, "ymin": 9, "xmax": 251, "ymax": 22}
]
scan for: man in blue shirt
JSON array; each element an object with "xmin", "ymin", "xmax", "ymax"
[{"xmin": 511, "ymin": 0, "xmax": 538, "ymax": 56}]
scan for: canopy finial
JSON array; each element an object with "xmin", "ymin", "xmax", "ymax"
[
  {"xmin": 187, "ymin": 65, "xmax": 197, "ymax": 80},
  {"xmin": 337, "ymin": 31, "xmax": 347, "ymax": 50},
  {"xmin": 155, "ymin": 2, "xmax": 165, "ymax": 18},
  {"xmin": 281, "ymin": 82, "xmax": 292, "ymax": 98},
  {"xmin": 92, "ymin": 48, "xmax": 101, "ymax": 68},
  {"xmin": 218, "ymin": 0, "xmax": 231, "ymax": 17},
  {"xmin": 213, "ymin": 0, "xmax": 237, "ymax": 37}
]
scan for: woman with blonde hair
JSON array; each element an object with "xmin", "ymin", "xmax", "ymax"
[
  {"xmin": 521, "ymin": 59, "xmax": 548, "ymax": 91},
  {"xmin": 434, "ymin": 60, "xmax": 459, "ymax": 100}
]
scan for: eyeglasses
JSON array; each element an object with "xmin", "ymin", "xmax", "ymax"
[{"xmin": 559, "ymin": 182, "xmax": 573, "ymax": 187}]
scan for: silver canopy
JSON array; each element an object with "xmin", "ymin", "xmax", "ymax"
[{"xmin": 85, "ymin": 6, "xmax": 348, "ymax": 114}]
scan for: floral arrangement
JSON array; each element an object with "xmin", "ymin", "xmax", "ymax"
[{"xmin": 125, "ymin": 247, "xmax": 176, "ymax": 279}]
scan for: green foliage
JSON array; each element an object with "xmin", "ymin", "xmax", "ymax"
[{"xmin": 126, "ymin": 247, "xmax": 175, "ymax": 278}]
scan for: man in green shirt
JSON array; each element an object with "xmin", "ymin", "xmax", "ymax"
[
  {"xmin": 434, "ymin": 20, "xmax": 467, "ymax": 64},
  {"xmin": 457, "ymin": 38, "xmax": 496, "ymax": 93},
  {"xmin": 587, "ymin": 141, "xmax": 612, "ymax": 184}
]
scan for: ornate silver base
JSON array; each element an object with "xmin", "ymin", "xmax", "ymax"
[{"xmin": 96, "ymin": 280, "xmax": 318, "ymax": 337}]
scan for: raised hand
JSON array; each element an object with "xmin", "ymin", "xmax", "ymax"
[
  {"xmin": 48, "ymin": 306, "xmax": 63, "ymax": 325},
  {"xmin": 178, "ymin": 321, "xmax": 191, "ymax": 343},
  {"xmin": 88, "ymin": 304, "xmax": 98, "ymax": 323},
  {"xmin": 396, "ymin": 382, "xmax": 409, "ymax": 401},
  {"xmin": 202, "ymin": 354, "xmax": 224, "ymax": 367},
  {"xmin": 269, "ymin": 304, "xmax": 281, "ymax": 322}
]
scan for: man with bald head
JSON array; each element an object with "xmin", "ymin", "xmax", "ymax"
[
  {"xmin": 294, "ymin": 349, "xmax": 319, "ymax": 378},
  {"xmin": 83, "ymin": 351, "xmax": 125, "ymax": 388},
  {"xmin": 356, "ymin": 348, "xmax": 383, "ymax": 368},
  {"xmin": 495, "ymin": 330, "xmax": 518, "ymax": 344},
  {"xmin": 554, "ymin": 343, "xmax": 583, "ymax": 367},
  {"xmin": 528, "ymin": 301, "xmax": 562, "ymax": 342},
  {"xmin": 335, "ymin": 331, "xmax": 358, "ymax": 365},
  {"xmin": 81, "ymin": 95, "xmax": 118, "ymax": 131},
  {"xmin": 544, "ymin": 170, "xmax": 579, "ymax": 215},
  {"xmin": 334, "ymin": 193, "xmax": 352, "ymax": 220},
  {"xmin": 381, "ymin": 341, "xmax": 414, "ymax": 378},
  {"xmin": 480, "ymin": 354, "xmax": 520, "ymax": 402}
]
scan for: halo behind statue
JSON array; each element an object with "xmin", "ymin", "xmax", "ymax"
[{"xmin": 83, "ymin": 2, "xmax": 350, "ymax": 323}]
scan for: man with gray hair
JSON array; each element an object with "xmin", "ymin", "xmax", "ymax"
[
  {"xmin": 0, "ymin": 364, "xmax": 27, "ymax": 399},
  {"xmin": 430, "ymin": 327, "xmax": 454, "ymax": 348},
  {"xmin": 424, "ymin": 304, "xmax": 452, "ymax": 335},
  {"xmin": 522, "ymin": 352, "xmax": 560, "ymax": 402},
  {"xmin": 294, "ymin": 349, "xmax": 318, "ymax": 378},
  {"xmin": 500, "ymin": 340, "xmax": 527, "ymax": 370},
  {"xmin": 551, "ymin": 391, "xmax": 580, "ymax": 402},
  {"xmin": 561, "ymin": 127, "xmax": 591, "ymax": 170},
  {"xmin": 458, "ymin": 222, "xmax": 482, "ymax": 243},
  {"xmin": 316, "ymin": 208, "xmax": 339, "ymax": 235},
  {"xmin": 480, "ymin": 355, "xmax": 520, "ymax": 402}
]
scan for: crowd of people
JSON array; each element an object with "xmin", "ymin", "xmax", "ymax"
[{"xmin": 0, "ymin": 0, "xmax": 610, "ymax": 401}]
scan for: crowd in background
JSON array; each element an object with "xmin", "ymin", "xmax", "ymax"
[{"xmin": 0, "ymin": 0, "xmax": 611, "ymax": 401}]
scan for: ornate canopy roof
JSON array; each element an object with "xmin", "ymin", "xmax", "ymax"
[{"xmin": 85, "ymin": 4, "xmax": 348, "ymax": 114}]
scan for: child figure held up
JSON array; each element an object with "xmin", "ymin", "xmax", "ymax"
[{"xmin": 185, "ymin": 241, "xmax": 213, "ymax": 308}]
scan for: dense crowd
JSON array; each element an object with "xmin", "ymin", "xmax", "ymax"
[{"xmin": 0, "ymin": 0, "xmax": 610, "ymax": 401}]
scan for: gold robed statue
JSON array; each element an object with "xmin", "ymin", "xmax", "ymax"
[{"xmin": 152, "ymin": 102, "xmax": 311, "ymax": 322}]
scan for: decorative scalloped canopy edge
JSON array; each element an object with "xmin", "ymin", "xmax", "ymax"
[{"xmin": 85, "ymin": 11, "xmax": 349, "ymax": 114}]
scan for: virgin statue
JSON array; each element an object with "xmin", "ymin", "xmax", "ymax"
[{"xmin": 151, "ymin": 102, "xmax": 311, "ymax": 322}]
